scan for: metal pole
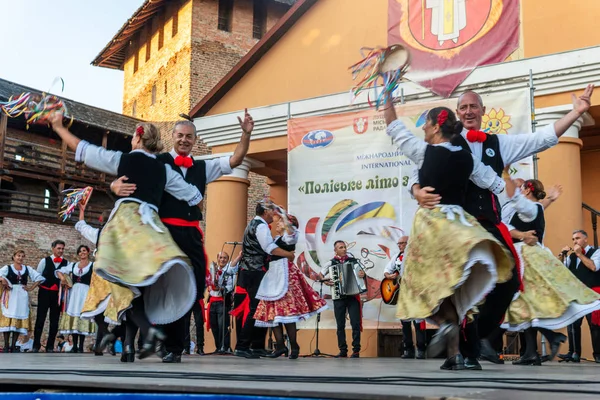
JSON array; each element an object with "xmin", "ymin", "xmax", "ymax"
[
  {"xmin": 529, "ymin": 69, "xmax": 539, "ymax": 179},
  {"xmin": 400, "ymin": 87, "xmax": 405, "ymax": 104}
]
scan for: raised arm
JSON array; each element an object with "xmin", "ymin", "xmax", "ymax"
[
  {"xmin": 539, "ymin": 185, "xmax": 562, "ymax": 210},
  {"xmin": 386, "ymin": 119, "xmax": 427, "ymax": 166},
  {"xmin": 229, "ymin": 109, "xmax": 253, "ymax": 169},
  {"xmin": 75, "ymin": 204, "xmax": 100, "ymax": 243},
  {"xmin": 553, "ymin": 84, "xmax": 594, "ymax": 138},
  {"xmin": 48, "ymin": 112, "xmax": 81, "ymax": 152}
]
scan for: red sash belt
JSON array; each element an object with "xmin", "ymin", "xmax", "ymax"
[
  {"xmin": 495, "ymin": 222, "xmax": 524, "ymax": 292},
  {"xmin": 40, "ymin": 284, "xmax": 59, "ymax": 291},
  {"xmin": 591, "ymin": 287, "xmax": 600, "ymax": 326},
  {"xmin": 231, "ymin": 286, "xmax": 251, "ymax": 327},
  {"xmin": 205, "ymin": 296, "xmax": 223, "ymax": 331}
]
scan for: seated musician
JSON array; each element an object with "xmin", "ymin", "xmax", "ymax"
[
  {"xmin": 318, "ymin": 240, "xmax": 365, "ymax": 358},
  {"xmin": 384, "ymin": 236, "xmax": 427, "ymax": 359}
]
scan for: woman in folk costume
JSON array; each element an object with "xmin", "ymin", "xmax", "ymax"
[
  {"xmin": 500, "ymin": 174, "xmax": 600, "ymax": 365},
  {"xmin": 384, "ymin": 102, "xmax": 511, "ymax": 371},
  {"xmin": 48, "ymin": 112, "xmax": 203, "ymax": 360},
  {"xmin": 254, "ymin": 213, "xmax": 328, "ymax": 359},
  {"xmin": 0, "ymin": 250, "xmax": 45, "ymax": 352},
  {"xmin": 76, "ymin": 204, "xmax": 127, "ymax": 356},
  {"xmin": 55, "ymin": 245, "xmax": 97, "ymax": 353}
]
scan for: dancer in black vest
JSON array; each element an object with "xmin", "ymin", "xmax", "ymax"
[
  {"xmin": 111, "ymin": 115, "xmax": 253, "ymax": 363},
  {"xmin": 500, "ymin": 177, "xmax": 599, "ymax": 365},
  {"xmin": 32, "ymin": 240, "xmax": 68, "ymax": 352},
  {"xmin": 232, "ymin": 200, "xmax": 295, "ymax": 358},
  {"xmin": 408, "ymin": 86, "xmax": 594, "ymax": 369},
  {"xmin": 49, "ymin": 112, "xmax": 204, "ymax": 361},
  {"xmin": 0, "ymin": 250, "xmax": 45, "ymax": 352},
  {"xmin": 558, "ymin": 230, "xmax": 600, "ymax": 363},
  {"xmin": 319, "ymin": 241, "xmax": 365, "ymax": 358},
  {"xmin": 56, "ymin": 245, "xmax": 97, "ymax": 353}
]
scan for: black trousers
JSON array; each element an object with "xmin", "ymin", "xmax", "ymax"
[
  {"xmin": 209, "ymin": 295, "xmax": 233, "ymax": 351},
  {"xmin": 33, "ymin": 288, "xmax": 60, "ymax": 350},
  {"xmin": 234, "ymin": 269, "xmax": 267, "ymax": 351},
  {"xmin": 333, "ymin": 296, "xmax": 361, "ymax": 353},
  {"xmin": 162, "ymin": 224, "xmax": 207, "ymax": 355},
  {"xmin": 183, "ymin": 299, "xmax": 205, "ymax": 352},
  {"xmin": 460, "ymin": 219, "xmax": 520, "ymax": 358},
  {"xmin": 568, "ymin": 315, "xmax": 600, "ymax": 357},
  {"xmin": 402, "ymin": 320, "xmax": 426, "ymax": 351}
]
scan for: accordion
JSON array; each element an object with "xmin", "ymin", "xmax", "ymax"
[{"xmin": 329, "ymin": 261, "xmax": 367, "ymax": 300}]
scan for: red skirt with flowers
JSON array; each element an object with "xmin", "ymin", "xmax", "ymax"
[{"xmin": 254, "ymin": 261, "xmax": 327, "ymax": 327}]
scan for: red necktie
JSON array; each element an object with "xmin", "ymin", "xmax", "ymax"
[
  {"xmin": 174, "ymin": 155, "xmax": 193, "ymax": 168},
  {"xmin": 53, "ymin": 257, "xmax": 62, "ymax": 263},
  {"xmin": 466, "ymin": 130, "xmax": 487, "ymax": 143}
]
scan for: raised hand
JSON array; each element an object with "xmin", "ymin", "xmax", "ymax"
[
  {"xmin": 572, "ymin": 84, "xmax": 594, "ymax": 115},
  {"xmin": 546, "ymin": 185, "xmax": 563, "ymax": 202},
  {"xmin": 237, "ymin": 108, "xmax": 254, "ymax": 135}
]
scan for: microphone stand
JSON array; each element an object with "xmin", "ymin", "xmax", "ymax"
[{"xmin": 302, "ymin": 280, "xmax": 335, "ymax": 358}]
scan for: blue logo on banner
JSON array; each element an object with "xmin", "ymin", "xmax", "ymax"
[{"xmin": 302, "ymin": 130, "xmax": 334, "ymax": 149}]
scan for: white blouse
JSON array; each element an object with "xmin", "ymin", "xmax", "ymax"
[
  {"xmin": 0, "ymin": 265, "xmax": 45, "ymax": 287},
  {"xmin": 75, "ymin": 142, "xmax": 202, "ymax": 206},
  {"xmin": 387, "ymin": 119, "xmax": 505, "ymax": 194}
]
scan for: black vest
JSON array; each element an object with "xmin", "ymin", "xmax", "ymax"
[
  {"xmin": 240, "ymin": 218, "xmax": 269, "ymax": 271},
  {"xmin": 117, "ymin": 152, "xmax": 166, "ymax": 208},
  {"xmin": 5, "ymin": 265, "xmax": 29, "ymax": 285},
  {"xmin": 41, "ymin": 257, "xmax": 68, "ymax": 288},
  {"xmin": 510, "ymin": 203, "xmax": 545, "ymax": 244},
  {"xmin": 418, "ymin": 145, "xmax": 473, "ymax": 206},
  {"xmin": 452, "ymin": 133, "xmax": 504, "ymax": 223},
  {"xmin": 568, "ymin": 247, "xmax": 600, "ymax": 288},
  {"xmin": 156, "ymin": 153, "xmax": 207, "ymax": 221},
  {"xmin": 270, "ymin": 236, "xmax": 295, "ymax": 261},
  {"xmin": 72, "ymin": 263, "xmax": 94, "ymax": 286}
]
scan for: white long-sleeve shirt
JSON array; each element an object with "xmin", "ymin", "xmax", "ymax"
[{"xmin": 386, "ymin": 120, "xmax": 505, "ymax": 194}]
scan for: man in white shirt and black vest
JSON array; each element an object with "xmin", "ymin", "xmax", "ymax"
[
  {"xmin": 558, "ymin": 229, "xmax": 600, "ymax": 363},
  {"xmin": 207, "ymin": 251, "xmax": 239, "ymax": 353},
  {"xmin": 232, "ymin": 200, "xmax": 295, "ymax": 359},
  {"xmin": 384, "ymin": 236, "xmax": 427, "ymax": 359},
  {"xmin": 408, "ymin": 85, "xmax": 594, "ymax": 370},
  {"xmin": 111, "ymin": 111, "xmax": 254, "ymax": 363},
  {"xmin": 319, "ymin": 241, "xmax": 366, "ymax": 358},
  {"xmin": 32, "ymin": 240, "xmax": 69, "ymax": 352}
]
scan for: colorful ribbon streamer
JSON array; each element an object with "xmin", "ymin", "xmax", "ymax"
[{"xmin": 59, "ymin": 187, "xmax": 93, "ymax": 222}]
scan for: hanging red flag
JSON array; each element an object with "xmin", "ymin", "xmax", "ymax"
[{"xmin": 388, "ymin": 0, "xmax": 520, "ymax": 97}]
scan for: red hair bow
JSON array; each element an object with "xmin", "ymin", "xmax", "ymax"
[
  {"xmin": 466, "ymin": 130, "xmax": 487, "ymax": 143},
  {"xmin": 437, "ymin": 110, "xmax": 448, "ymax": 126},
  {"xmin": 136, "ymin": 126, "xmax": 144, "ymax": 136},
  {"xmin": 525, "ymin": 181, "xmax": 535, "ymax": 192}
]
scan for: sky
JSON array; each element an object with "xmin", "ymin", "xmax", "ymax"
[{"xmin": 0, "ymin": 0, "xmax": 144, "ymax": 113}]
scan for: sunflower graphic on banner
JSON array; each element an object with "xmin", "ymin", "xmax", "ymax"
[{"xmin": 388, "ymin": 0, "xmax": 520, "ymax": 97}]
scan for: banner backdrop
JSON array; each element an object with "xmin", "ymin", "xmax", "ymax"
[
  {"xmin": 388, "ymin": 0, "xmax": 520, "ymax": 97},
  {"xmin": 288, "ymin": 89, "xmax": 532, "ymax": 329}
]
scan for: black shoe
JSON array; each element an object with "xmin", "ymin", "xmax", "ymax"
[
  {"xmin": 162, "ymin": 352, "xmax": 182, "ymax": 363},
  {"xmin": 512, "ymin": 354, "xmax": 542, "ymax": 366},
  {"xmin": 31, "ymin": 348, "xmax": 39, "ymax": 353},
  {"xmin": 99, "ymin": 333, "xmax": 116, "ymax": 353},
  {"xmin": 558, "ymin": 351, "xmax": 572, "ymax": 360},
  {"xmin": 46, "ymin": 349, "xmax": 54, "ymax": 353},
  {"xmin": 234, "ymin": 349, "xmax": 260, "ymax": 359},
  {"xmin": 594, "ymin": 356, "xmax": 600, "ymax": 364},
  {"xmin": 69, "ymin": 348, "xmax": 78, "ymax": 353},
  {"xmin": 120, "ymin": 345, "xmax": 135, "ymax": 363},
  {"xmin": 289, "ymin": 346, "xmax": 300, "ymax": 360},
  {"xmin": 335, "ymin": 351, "xmax": 348, "ymax": 358},
  {"xmin": 2, "ymin": 347, "xmax": 8, "ymax": 353},
  {"xmin": 464, "ymin": 357, "xmax": 482, "ymax": 370},
  {"xmin": 547, "ymin": 333, "xmax": 567, "ymax": 361},
  {"xmin": 138, "ymin": 327, "xmax": 167, "ymax": 360},
  {"xmin": 251, "ymin": 349, "xmax": 270, "ymax": 357},
  {"xmin": 195, "ymin": 348, "xmax": 205, "ymax": 356},
  {"xmin": 350, "ymin": 352, "xmax": 360, "ymax": 358},
  {"xmin": 440, "ymin": 354, "xmax": 466, "ymax": 370},
  {"xmin": 401, "ymin": 348, "xmax": 415, "ymax": 359},
  {"xmin": 416, "ymin": 350, "xmax": 426, "ymax": 360},
  {"xmin": 155, "ymin": 340, "xmax": 167, "ymax": 359},
  {"xmin": 182, "ymin": 349, "xmax": 190, "ymax": 355},
  {"xmin": 266, "ymin": 347, "xmax": 289, "ymax": 358},
  {"xmin": 480, "ymin": 339, "xmax": 504, "ymax": 364},
  {"xmin": 571, "ymin": 353, "xmax": 581, "ymax": 363}
]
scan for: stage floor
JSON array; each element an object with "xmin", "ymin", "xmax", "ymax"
[{"xmin": 1, "ymin": 353, "xmax": 600, "ymax": 399}]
